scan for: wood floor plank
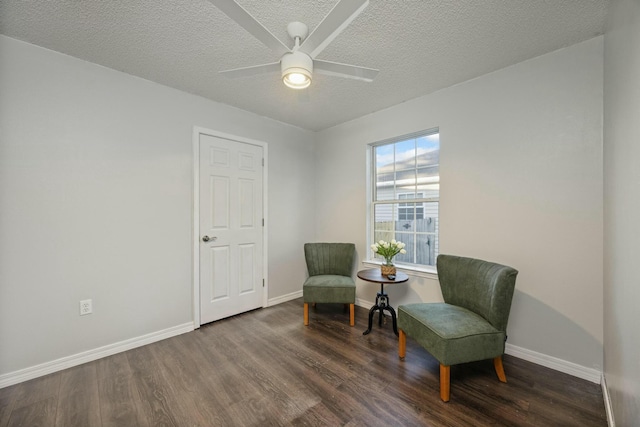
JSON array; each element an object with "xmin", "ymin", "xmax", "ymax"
[
  {"xmin": 194, "ymin": 328, "xmax": 277, "ymax": 408},
  {"xmin": 224, "ymin": 395, "xmax": 290, "ymax": 427},
  {"xmin": 0, "ymin": 384, "xmax": 19, "ymax": 427},
  {"xmin": 6, "ymin": 396, "xmax": 57, "ymax": 427},
  {"xmin": 126, "ymin": 345, "xmax": 184, "ymax": 426},
  {"xmin": 232, "ymin": 315, "xmax": 355, "ymax": 389},
  {"xmin": 149, "ymin": 335, "xmax": 238, "ymax": 426},
  {"xmin": 10, "ymin": 372, "xmax": 60, "ymax": 411},
  {"xmin": 218, "ymin": 339, "xmax": 317, "ymax": 423},
  {"xmin": 95, "ymin": 353, "xmax": 149, "ymax": 427},
  {"xmin": 290, "ymin": 401, "xmax": 345, "ymax": 426},
  {"xmin": 55, "ymin": 362, "xmax": 101, "ymax": 426}
]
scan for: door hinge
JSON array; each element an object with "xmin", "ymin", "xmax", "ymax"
[
  {"xmin": 263, "ymin": 279, "xmax": 265, "ymax": 287},
  {"xmin": 262, "ymin": 218, "xmax": 264, "ymax": 226}
]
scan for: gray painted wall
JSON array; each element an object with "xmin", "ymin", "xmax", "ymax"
[
  {"xmin": 315, "ymin": 37, "xmax": 604, "ymax": 373},
  {"xmin": 604, "ymin": 0, "xmax": 640, "ymax": 424},
  {"xmin": 0, "ymin": 35, "xmax": 316, "ymax": 376}
]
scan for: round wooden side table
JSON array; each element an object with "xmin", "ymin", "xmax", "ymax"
[{"xmin": 357, "ymin": 268, "xmax": 409, "ymax": 336}]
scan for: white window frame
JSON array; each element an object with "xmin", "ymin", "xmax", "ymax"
[{"xmin": 364, "ymin": 129, "xmax": 439, "ymax": 277}]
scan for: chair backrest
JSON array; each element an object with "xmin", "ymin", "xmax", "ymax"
[
  {"xmin": 304, "ymin": 243, "xmax": 355, "ymax": 277},
  {"xmin": 437, "ymin": 254, "xmax": 518, "ymax": 333}
]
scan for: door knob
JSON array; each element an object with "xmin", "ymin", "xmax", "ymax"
[{"xmin": 202, "ymin": 235, "xmax": 217, "ymax": 242}]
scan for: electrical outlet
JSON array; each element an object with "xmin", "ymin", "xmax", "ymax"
[{"xmin": 80, "ymin": 299, "xmax": 92, "ymax": 315}]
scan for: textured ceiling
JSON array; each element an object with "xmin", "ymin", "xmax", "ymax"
[{"xmin": 0, "ymin": 0, "xmax": 608, "ymax": 131}]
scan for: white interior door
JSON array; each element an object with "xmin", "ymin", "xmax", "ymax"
[{"xmin": 199, "ymin": 133, "xmax": 264, "ymax": 324}]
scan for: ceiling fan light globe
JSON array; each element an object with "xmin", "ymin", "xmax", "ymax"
[
  {"xmin": 288, "ymin": 73, "xmax": 307, "ymax": 84},
  {"xmin": 283, "ymin": 69, "xmax": 311, "ymax": 89}
]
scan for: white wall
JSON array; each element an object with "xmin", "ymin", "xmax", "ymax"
[
  {"xmin": 0, "ymin": 35, "xmax": 315, "ymax": 378},
  {"xmin": 603, "ymin": 0, "xmax": 640, "ymax": 424},
  {"xmin": 315, "ymin": 37, "xmax": 604, "ymax": 373}
]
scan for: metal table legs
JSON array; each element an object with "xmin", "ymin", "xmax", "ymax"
[{"xmin": 362, "ymin": 283, "xmax": 398, "ymax": 336}]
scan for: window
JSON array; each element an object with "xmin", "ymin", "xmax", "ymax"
[
  {"xmin": 369, "ymin": 130, "xmax": 440, "ymax": 267},
  {"xmin": 398, "ymin": 193, "xmax": 424, "ymax": 220}
]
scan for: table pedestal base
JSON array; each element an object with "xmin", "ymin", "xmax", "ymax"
[{"xmin": 362, "ymin": 286, "xmax": 398, "ymax": 336}]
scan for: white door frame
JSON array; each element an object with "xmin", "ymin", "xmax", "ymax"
[{"xmin": 192, "ymin": 126, "xmax": 269, "ymax": 328}]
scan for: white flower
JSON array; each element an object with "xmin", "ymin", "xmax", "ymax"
[{"xmin": 372, "ymin": 239, "xmax": 406, "ymax": 262}]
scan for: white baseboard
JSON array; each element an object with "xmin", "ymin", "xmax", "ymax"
[
  {"xmin": 505, "ymin": 343, "xmax": 602, "ymax": 383},
  {"xmin": 601, "ymin": 374, "xmax": 616, "ymax": 426},
  {"xmin": 266, "ymin": 293, "xmax": 373, "ymax": 309},
  {"xmin": 267, "ymin": 290, "xmax": 303, "ymax": 306},
  {"xmin": 0, "ymin": 322, "xmax": 194, "ymax": 389}
]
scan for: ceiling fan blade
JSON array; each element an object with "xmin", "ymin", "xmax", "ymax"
[
  {"xmin": 219, "ymin": 62, "xmax": 280, "ymax": 78},
  {"xmin": 314, "ymin": 59, "xmax": 378, "ymax": 82},
  {"xmin": 209, "ymin": 0, "xmax": 290, "ymax": 57},
  {"xmin": 299, "ymin": 0, "xmax": 369, "ymax": 59}
]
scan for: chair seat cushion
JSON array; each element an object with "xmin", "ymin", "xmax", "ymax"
[
  {"xmin": 303, "ymin": 275, "xmax": 355, "ymax": 303},
  {"xmin": 398, "ymin": 303, "xmax": 506, "ymax": 366}
]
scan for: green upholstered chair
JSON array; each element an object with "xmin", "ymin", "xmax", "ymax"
[
  {"xmin": 303, "ymin": 243, "xmax": 356, "ymax": 327},
  {"xmin": 398, "ymin": 254, "xmax": 518, "ymax": 402}
]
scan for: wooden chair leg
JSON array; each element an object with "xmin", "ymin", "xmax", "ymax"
[
  {"xmin": 440, "ymin": 364, "xmax": 451, "ymax": 402},
  {"xmin": 398, "ymin": 329, "xmax": 406, "ymax": 359},
  {"xmin": 304, "ymin": 303, "xmax": 309, "ymax": 326},
  {"xmin": 494, "ymin": 356, "xmax": 507, "ymax": 383},
  {"xmin": 349, "ymin": 303, "xmax": 355, "ymax": 326}
]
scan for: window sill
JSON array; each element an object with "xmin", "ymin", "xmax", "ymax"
[{"xmin": 361, "ymin": 260, "xmax": 438, "ymax": 280}]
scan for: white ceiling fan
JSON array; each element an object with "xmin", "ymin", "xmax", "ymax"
[{"xmin": 209, "ymin": 0, "xmax": 379, "ymax": 89}]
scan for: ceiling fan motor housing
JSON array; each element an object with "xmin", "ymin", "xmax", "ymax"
[{"xmin": 287, "ymin": 21, "xmax": 309, "ymax": 42}]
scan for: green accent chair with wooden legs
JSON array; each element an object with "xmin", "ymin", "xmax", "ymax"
[
  {"xmin": 303, "ymin": 243, "xmax": 356, "ymax": 327},
  {"xmin": 398, "ymin": 254, "xmax": 518, "ymax": 402}
]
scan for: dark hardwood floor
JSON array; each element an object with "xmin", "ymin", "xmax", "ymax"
[{"xmin": 0, "ymin": 298, "xmax": 607, "ymax": 426}]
